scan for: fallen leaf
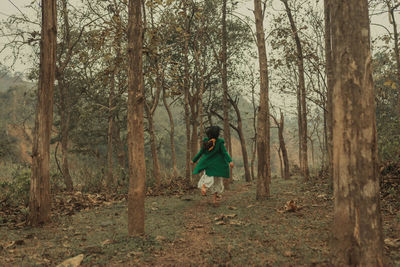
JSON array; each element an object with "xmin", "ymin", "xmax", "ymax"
[
  {"xmin": 101, "ymin": 239, "xmax": 113, "ymax": 246},
  {"xmin": 226, "ymin": 214, "xmax": 237, "ymax": 219},
  {"xmin": 4, "ymin": 241, "xmax": 15, "ymax": 249},
  {"xmin": 155, "ymin": 236, "xmax": 167, "ymax": 242},
  {"xmin": 228, "ymin": 206, "xmax": 237, "ymax": 210},
  {"xmin": 56, "ymin": 254, "xmax": 84, "ymax": 267},
  {"xmin": 229, "ymin": 220, "xmax": 244, "ymax": 226},
  {"xmin": 215, "ymin": 221, "xmax": 225, "ymax": 225},
  {"xmin": 384, "ymin": 238, "xmax": 400, "ymax": 248},
  {"xmin": 247, "ymin": 204, "xmax": 256, "ymax": 208},
  {"xmin": 214, "ymin": 215, "xmax": 225, "ymax": 221},
  {"xmin": 284, "ymin": 250, "xmax": 294, "ymax": 257}
]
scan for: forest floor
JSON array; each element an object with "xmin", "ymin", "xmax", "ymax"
[{"xmin": 0, "ymin": 176, "xmax": 399, "ymax": 266}]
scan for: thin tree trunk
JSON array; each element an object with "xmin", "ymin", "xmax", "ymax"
[
  {"xmin": 222, "ymin": 0, "xmax": 232, "ymax": 187},
  {"xmin": 183, "ymin": 2, "xmax": 191, "ymax": 186},
  {"xmin": 145, "ymin": 104, "xmax": 161, "ymax": 188},
  {"xmin": 230, "ymin": 97, "xmax": 251, "ymax": 182},
  {"xmin": 162, "ymin": 88, "xmax": 178, "ymax": 177},
  {"xmin": 254, "ymin": 0, "xmax": 271, "ymax": 199},
  {"xmin": 274, "ymin": 112, "xmax": 290, "ymax": 180},
  {"xmin": 330, "ymin": 0, "xmax": 384, "ymax": 264},
  {"xmin": 28, "ymin": 0, "xmax": 56, "ymax": 226},
  {"xmin": 277, "ymin": 146, "xmax": 284, "ymax": 179},
  {"xmin": 107, "ymin": 71, "xmax": 115, "ymax": 187},
  {"xmin": 282, "ymin": 0, "xmax": 309, "ymax": 179},
  {"xmin": 59, "ymin": 79, "xmax": 73, "ymax": 191},
  {"xmin": 387, "ymin": 4, "xmax": 400, "ymax": 117},
  {"xmin": 114, "ymin": 121, "xmax": 126, "ymax": 168},
  {"xmin": 324, "ymin": 0, "xmax": 334, "ymax": 182},
  {"xmin": 127, "ymin": 0, "xmax": 145, "ymax": 236}
]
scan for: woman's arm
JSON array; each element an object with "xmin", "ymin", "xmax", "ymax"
[
  {"xmin": 192, "ymin": 147, "xmax": 204, "ymax": 163},
  {"xmin": 221, "ymin": 143, "xmax": 232, "ymax": 163}
]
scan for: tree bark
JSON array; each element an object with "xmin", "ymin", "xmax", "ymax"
[
  {"xmin": 28, "ymin": 0, "xmax": 56, "ymax": 226},
  {"xmin": 254, "ymin": 0, "xmax": 271, "ymax": 199},
  {"xmin": 387, "ymin": 2, "xmax": 400, "ymax": 117},
  {"xmin": 230, "ymin": 97, "xmax": 251, "ymax": 182},
  {"xmin": 222, "ymin": 0, "xmax": 232, "ymax": 187},
  {"xmin": 330, "ymin": 0, "xmax": 384, "ymax": 264},
  {"xmin": 183, "ymin": 2, "xmax": 192, "ymax": 186},
  {"xmin": 324, "ymin": 0, "xmax": 334, "ymax": 182},
  {"xmin": 162, "ymin": 87, "xmax": 178, "ymax": 177},
  {"xmin": 107, "ymin": 70, "xmax": 115, "ymax": 187},
  {"xmin": 272, "ymin": 112, "xmax": 290, "ymax": 180},
  {"xmin": 127, "ymin": 0, "xmax": 146, "ymax": 236},
  {"xmin": 282, "ymin": 0, "xmax": 309, "ymax": 179},
  {"xmin": 57, "ymin": 0, "xmax": 74, "ymax": 191},
  {"xmin": 113, "ymin": 121, "xmax": 126, "ymax": 168},
  {"xmin": 145, "ymin": 103, "xmax": 162, "ymax": 189}
]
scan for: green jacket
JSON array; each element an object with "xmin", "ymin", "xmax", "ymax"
[{"xmin": 192, "ymin": 138, "xmax": 232, "ymax": 178}]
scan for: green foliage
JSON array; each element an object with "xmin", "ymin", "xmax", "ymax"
[
  {"xmin": 373, "ymin": 51, "xmax": 400, "ymax": 161},
  {"xmin": 0, "ymin": 167, "xmax": 31, "ymax": 207}
]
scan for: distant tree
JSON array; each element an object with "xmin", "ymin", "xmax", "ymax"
[
  {"xmin": 28, "ymin": 0, "xmax": 57, "ymax": 226},
  {"xmin": 330, "ymin": 0, "xmax": 384, "ymax": 264}
]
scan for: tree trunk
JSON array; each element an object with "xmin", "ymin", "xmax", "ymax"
[
  {"xmin": 230, "ymin": 97, "xmax": 251, "ymax": 182},
  {"xmin": 274, "ymin": 112, "xmax": 290, "ymax": 180},
  {"xmin": 183, "ymin": 3, "xmax": 191, "ymax": 186},
  {"xmin": 282, "ymin": 0, "xmax": 309, "ymax": 179},
  {"xmin": 277, "ymin": 146, "xmax": 284, "ymax": 179},
  {"xmin": 324, "ymin": 0, "xmax": 334, "ymax": 182},
  {"xmin": 113, "ymin": 121, "xmax": 126, "ymax": 168},
  {"xmin": 330, "ymin": 0, "xmax": 384, "ymax": 264},
  {"xmin": 222, "ymin": 0, "xmax": 232, "ymax": 187},
  {"xmin": 162, "ymin": 88, "xmax": 178, "ymax": 177},
  {"xmin": 127, "ymin": 0, "xmax": 145, "ymax": 236},
  {"xmin": 107, "ymin": 71, "xmax": 115, "ymax": 187},
  {"xmin": 388, "ymin": 3, "xmax": 400, "ymax": 117},
  {"xmin": 28, "ymin": 0, "xmax": 56, "ymax": 226},
  {"xmin": 145, "ymin": 104, "xmax": 161, "ymax": 189},
  {"xmin": 254, "ymin": 0, "xmax": 271, "ymax": 199},
  {"xmin": 59, "ymin": 79, "xmax": 73, "ymax": 191}
]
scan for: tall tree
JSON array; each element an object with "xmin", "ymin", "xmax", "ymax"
[
  {"xmin": 254, "ymin": 0, "xmax": 271, "ymax": 199},
  {"xmin": 28, "ymin": 0, "xmax": 57, "ymax": 226},
  {"xmin": 281, "ymin": 0, "xmax": 309, "ymax": 179},
  {"xmin": 330, "ymin": 0, "xmax": 384, "ymax": 264},
  {"xmin": 324, "ymin": 0, "xmax": 333, "ymax": 182},
  {"xmin": 127, "ymin": 0, "xmax": 146, "ymax": 236},
  {"xmin": 271, "ymin": 111, "xmax": 290, "ymax": 179},
  {"xmin": 221, "ymin": 0, "xmax": 231, "ymax": 156}
]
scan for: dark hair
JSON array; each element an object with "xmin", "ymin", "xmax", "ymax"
[{"xmin": 202, "ymin": 126, "xmax": 221, "ymax": 151}]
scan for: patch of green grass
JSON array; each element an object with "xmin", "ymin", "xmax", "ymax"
[{"xmin": 0, "ymin": 193, "xmax": 199, "ymax": 266}]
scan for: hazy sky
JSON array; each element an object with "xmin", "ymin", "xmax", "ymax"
[{"xmin": 0, "ymin": 0, "xmax": 395, "ymax": 73}]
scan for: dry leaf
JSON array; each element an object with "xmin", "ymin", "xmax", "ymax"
[
  {"xmin": 101, "ymin": 239, "xmax": 113, "ymax": 246},
  {"xmin": 215, "ymin": 221, "xmax": 225, "ymax": 225},
  {"xmin": 284, "ymin": 250, "xmax": 294, "ymax": 257},
  {"xmin": 228, "ymin": 206, "xmax": 237, "ymax": 210},
  {"xmin": 384, "ymin": 238, "xmax": 400, "ymax": 248},
  {"xmin": 56, "ymin": 254, "xmax": 84, "ymax": 267},
  {"xmin": 155, "ymin": 236, "xmax": 167, "ymax": 242},
  {"xmin": 214, "ymin": 215, "xmax": 225, "ymax": 221},
  {"xmin": 4, "ymin": 241, "xmax": 15, "ymax": 249},
  {"xmin": 229, "ymin": 220, "xmax": 244, "ymax": 226}
]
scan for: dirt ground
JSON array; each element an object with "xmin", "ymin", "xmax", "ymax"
[{"xmin": 0, "ymin": 177, "xmax": 399, "ymax": 266}]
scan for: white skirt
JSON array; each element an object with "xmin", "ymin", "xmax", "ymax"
[{"xmin": 197, "ymin": 173, "xmax": 224, "ymax": 194}]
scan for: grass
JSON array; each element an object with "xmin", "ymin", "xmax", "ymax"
[{"xmin": 0, "ymin": 176, "xmax": 398, "ymax": 266}]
